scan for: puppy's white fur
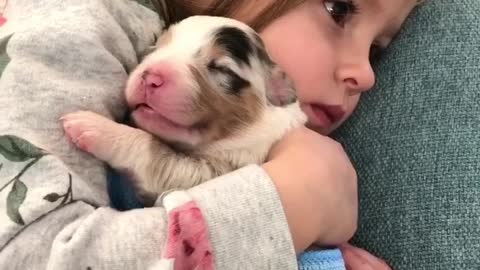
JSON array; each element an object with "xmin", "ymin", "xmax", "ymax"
[{"xmin": 62, "ymin": 16, "xmax": 307, "ymax": 204}]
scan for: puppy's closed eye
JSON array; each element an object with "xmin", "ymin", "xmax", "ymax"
[{"xmin": 207, "ymin": 60, "xmax": 250, "ymax": 94}]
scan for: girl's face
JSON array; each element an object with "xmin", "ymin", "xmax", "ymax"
[{"xmin": 257, "ymin": 0, "xmax": 417, "ymax": 134}]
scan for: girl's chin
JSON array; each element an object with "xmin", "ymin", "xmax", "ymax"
[
  {"xmin": 306, "ymin": 121, "xmax": 342, "ymax": 136},
  {"xmin": 306, "ymin": 123, "xmax": 329, "ymax": 135}
]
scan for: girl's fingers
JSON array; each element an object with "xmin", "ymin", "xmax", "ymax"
[
  {"xmin": 341, "ymin": 245, "xmax": 375, "ymax": 270},
  {"xmin": 340, "ymin": 244, "xmax": 392, "ymax": 270}
]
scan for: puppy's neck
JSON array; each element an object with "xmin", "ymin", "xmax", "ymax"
[{"xmin": 203, "ymin": 102, "xmax": 307, "ymax": 167}]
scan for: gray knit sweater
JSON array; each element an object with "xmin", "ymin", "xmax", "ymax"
[{"xmin": 0, "ymin": 0, "xmax": 298, "ymax": 269}]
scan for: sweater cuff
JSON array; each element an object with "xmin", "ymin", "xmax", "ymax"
[{"xmin": 184, "ymin": 164, "xmax": 298, "ymax": 269}]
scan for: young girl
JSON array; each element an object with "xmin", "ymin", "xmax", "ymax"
[{"xmin": 0, "ymin": 0, "xmax": 418, "ymax": 269}]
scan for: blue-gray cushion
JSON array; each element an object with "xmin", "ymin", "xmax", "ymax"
[{"xmin": 332, "ymin": 1, "xmax": 480, "ymax": 269}]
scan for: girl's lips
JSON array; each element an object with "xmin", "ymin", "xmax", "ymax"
[{"xmin": 302, "ymin": 103, "xmax": 346, "ymax": 130}]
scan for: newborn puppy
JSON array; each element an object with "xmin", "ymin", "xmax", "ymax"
[{"xmin": 62, "ymin": 16, "xmax": 307, "ymax": 204}]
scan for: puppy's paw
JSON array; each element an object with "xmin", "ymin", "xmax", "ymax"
[{"xmin": 61, "ymin": 111, "xmax": 120, "ymax": 160}]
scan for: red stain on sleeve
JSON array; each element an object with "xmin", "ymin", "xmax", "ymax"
[{"xmin": 163, "ymin": 201, "xmax": 215, "ymax": 270}]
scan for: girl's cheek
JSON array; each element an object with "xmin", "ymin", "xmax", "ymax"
[{"xmin": 346, "ymin": 94, "xmax": 361, "ymax": 116}]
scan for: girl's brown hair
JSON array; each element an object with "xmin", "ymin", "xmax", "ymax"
[
  {"xmin": 150, "ymin": 0, "xmax": 425, "ymax": 34},
  {"xmin": 151, "ymin": 0, "xmax": 305, "ymax": 31}
]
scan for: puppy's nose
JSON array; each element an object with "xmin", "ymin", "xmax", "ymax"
[{"xmin": 142, "ymin": 71, "xmax": 164, "ymax": 92}]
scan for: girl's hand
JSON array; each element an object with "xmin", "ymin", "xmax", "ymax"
[
  {"xmin": 262, "ymin": 126, "xmax": 358, "ymax": 253},
  {"xmin": 340, "ymin": 244, "xmax": 392, "ymax": 270}
]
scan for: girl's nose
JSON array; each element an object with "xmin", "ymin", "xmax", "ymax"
[{"xmin": 335, "ymin": 54, "xmax": 376, "ymax": 95}]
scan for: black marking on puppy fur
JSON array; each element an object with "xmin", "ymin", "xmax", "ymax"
[
  {"xmin": 208, "ymin": 60, "xmax": 250, "ymax": 94},
  {"xmin": 214, "ymin": 26, "xmax": 254, "ymax": 67},
  {"xmin": 252, "ymin": 33, "xmax": 275, "ymax": 68}
]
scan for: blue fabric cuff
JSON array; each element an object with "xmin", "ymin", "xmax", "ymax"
[{"xmin": 298, "ymin": 248, "xmax": 346, "ymax": 270}]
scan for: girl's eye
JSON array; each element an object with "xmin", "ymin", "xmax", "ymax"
[{"xmin": 324, "ymin": 0, "xmax": 359, "ymax": 27}]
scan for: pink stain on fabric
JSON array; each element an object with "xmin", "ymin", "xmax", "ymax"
[
  {"xmin": 163, "ymin": 201, "xmax": 215, "ymax": 270},
  {"xmin": 0, "ymin": 17, "xmax": 6, "ymax": 26}
]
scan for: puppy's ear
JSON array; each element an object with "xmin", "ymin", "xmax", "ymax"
[
  {"xmin": 266, "ymin": 65, "xmax": 298, "ymax": 107},
  {"xmin": 252, "ymin": 33, "xmax": 298, "ymax": 107}
]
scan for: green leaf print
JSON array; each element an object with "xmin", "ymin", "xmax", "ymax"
[
  {"xmin": 0, "ymin": 33, "xmax": 12, "ymax": 78},
  {"xmin": 7, "ymin": 179, "xmax": 27, "ymax": 225},
  {"xmin": 43, "ymin": 193, "xmax": 62, "ymax": 203},
  {"xmin": 0, "ymin": 51, "xmax": 9, "ymax": 78},
  {"xmin": 43, "ymin": 174, "xmax": 74, "ymax": 205},
  {"xmin": 0, "ymin": 135, "xmax": 46, "ymax": 162}
]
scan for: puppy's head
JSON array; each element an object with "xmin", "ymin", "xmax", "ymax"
[{"xmin": 126, "ymin": 15, "xmax": 297, "ymax": 149}]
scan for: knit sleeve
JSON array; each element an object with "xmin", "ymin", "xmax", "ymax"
[{"xmin": 0, "ymin": 1, "xmax": 297, "ymax": 269}]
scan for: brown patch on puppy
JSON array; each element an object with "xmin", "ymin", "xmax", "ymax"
[
  {"xmin": 189, "ymin": 65, "xmax": 262, "ymax": 144},
  {"xmin": 203, "ymin": 41, "xmax": 252, "ymax": 94},
  {"xmin": 208, "ymin": 44, "xmax": 225, "ymax": 61}
]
